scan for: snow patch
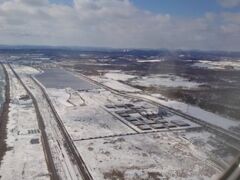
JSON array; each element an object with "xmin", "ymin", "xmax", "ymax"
[{"xmin": 131, "ymin": 74, "xmax": 200, "ymax": 88}]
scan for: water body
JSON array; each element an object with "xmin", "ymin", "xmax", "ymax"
[
  {"xmin": 35, "ymin": 68, "xmax": 97, "ymax": 90},
  {"xmin": 0, "ymin": 65, "xmax": 5, "ymax": 108}
]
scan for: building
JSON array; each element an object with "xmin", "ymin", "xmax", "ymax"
[{"xmin": 158, "ymin": 107, "xmax": 168, "ymax": 117}]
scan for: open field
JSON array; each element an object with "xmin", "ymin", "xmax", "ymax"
[
  {"xmin": 12, "ymin": 64, "xmax": 237, "ymax": 179},
  {"xmin": 47, "ymin": 88, "xmax": 135, "ymax": 140},
  {"xmin": 76, "ymin": 132, "xmax": 222, "ymax": 180},
  {"xmin": 1, "ymin": 47, "xmax": 240, "ymax": 180}
]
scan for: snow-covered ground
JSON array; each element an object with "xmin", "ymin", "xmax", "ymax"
[
  {"xmin": 192, "ymin": 60, "xmax": 240, "ymax": 70},
  {"xmin": 87, "ymin": 70, "xmax": 240, "ymax": 134},
  {"xmin": 47, "ymin": 88, "xmax": 135, "ymax": 140},
  {"xmin": 137, "ymin": 59, "xmax": 165, "ymax": 63},
  {"xmin": 13, "ymin": 65, "xmax": 40, "ymax": 75},
  {"xmin": 136, "ymin": 93, "xmax": 240, "ymax": 130},
  {"xmin": 14, "ymin": 65, "xmax": 83, "ymax": 180},
  {"xmin": 8, "ymin": 65, "xmax": 240, "ymax": 180},
  {"xmin": 91, "ymin": 76, "xmax": 141, "ymax": 92},
  {"xmin": 180, "ymin": 130, "xmax": 239, "ymax": 168},
  {"xmin": 130, "ymin": 74, "xmax": 201, "ymax": 88},
  {"xmin": 0, "ymin": 65, "xmax": 49, "ymax": 180},
  {"xmin": 42, "ymin": 72, "xmax": 235, "ymax": 179},
  {"xmin": 90, "ymin": 70, "xmax": 240, "ymax": 134},
  {"xmin": 104, "ymin": 72, "xmax": 136, "ymax": 81},
  {"xmin": 93, "ymin": 71, "xmax": 201, "ymax": 90},
  {"xmin": 151, "ymin": 93, "xmax": 168, "ymax": 100},
  {"xmin": 47, "ymin": 88, "xmax": 72, "ymax": 108},
  {"xmin": 76, "ymin": 132, "xmax": 221, "ymax": 180},
  {"xmin": 0, "ymin": 65, "xmax": 5, "ymax": 105},
  {"xmin": 104, "ymin": 80, "xmax": 141, "ymax": 92}
]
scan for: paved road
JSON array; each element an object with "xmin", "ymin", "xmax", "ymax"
[
  {"xmin": 10, "ymin": 64, "xmax": 93, "ymax": 180},
  {"xmin": 31, "ymin": 76, "xmax": 93, "ymax": 180},
  {"xmin": 7, "ymin": 64, "xmax": 59, "ymax": 180}
]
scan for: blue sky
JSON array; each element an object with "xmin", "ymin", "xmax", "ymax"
[
  {"xmin": 132, "ymin": 0, "xmax": 221, "ymax": 17},
  {"xmin": 50, "ymin": 0, "xmax": 240, "ymax": 17},
  {"xmin": 50, "ymin": 0, "xmax": 73, "ymax": 5}
]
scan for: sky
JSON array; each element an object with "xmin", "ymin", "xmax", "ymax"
[{"xmin": 0, "ymin": 0, "xmax": 239, "ymax": 51}]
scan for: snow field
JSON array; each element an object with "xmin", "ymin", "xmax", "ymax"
[
  {"xmin": 76, "ymin": 132, "xmax": 221, "ymax": 180},
  {"xmin": 0, "ymin": 65, "xmax": 49, "ymax": 180}
]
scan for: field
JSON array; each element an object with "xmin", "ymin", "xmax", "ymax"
[{"xmin": 1, "ymin": 48, "xmax": 240, "ymax": 180}]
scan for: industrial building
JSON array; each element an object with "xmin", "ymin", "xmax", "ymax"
[{"xmin": 105, "ymin": 103, "xmax": 193, "ymax": 132}]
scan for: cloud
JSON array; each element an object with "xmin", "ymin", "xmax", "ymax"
[
  {"xmin": 222, "ymin": 12, "xmax": 240, "ymax": 24},
  {"xmin": 0, "ymin": 0, "xmax": 239, "ymax": 51},
  {"xmin": 218, "ymin": 0, "xmax": 240, "ymax": 8}
]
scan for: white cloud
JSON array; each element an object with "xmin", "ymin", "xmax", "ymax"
[{"xmin": 0, "ymin": 0, "xmax": 239, "ymax": 51}]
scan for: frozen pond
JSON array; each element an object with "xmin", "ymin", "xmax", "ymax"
[{"xmin": 35, "ymin": 68, "xmax": 97, "ymax": 90}]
